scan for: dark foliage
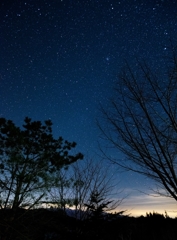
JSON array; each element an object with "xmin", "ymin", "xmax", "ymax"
[
  {"xmin": 0, "ymin": 208, "xmax": 176, "ymax": 240},
  {"xmin": 0, "ymin": 117, "xmax": 83, "ymax": 211},
  {"xmin": 84, "ymin": 190, "xmax": 113, "ymax": 220}
]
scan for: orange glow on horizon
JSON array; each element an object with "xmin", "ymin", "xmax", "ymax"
[{"xmin": 116, "ymin": 192, "xmax": 177, "ymax": 218}]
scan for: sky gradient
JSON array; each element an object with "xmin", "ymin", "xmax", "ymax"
[{"xmin": 1, "ymin": 0, "xmax": 177, "ymax": 217}]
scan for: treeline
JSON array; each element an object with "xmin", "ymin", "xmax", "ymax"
[{"xmin": 0, "ymin": 207, "xmax": 176, "ymax": 240}]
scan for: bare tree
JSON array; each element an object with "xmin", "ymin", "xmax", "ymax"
[
  {"xmin": 99, "ymin": 48, "xmax": 177, "ymax": 201},
  {"xmin": 49, "ymin": 158, "xmax": 124, "ymax": 219},
  {"xmin": 47, "ymin": 168, "xmax": 74, "ymax": 211},
  {"xmin": 72, "ymin": 158, "xmax": 125, "ymax": 219}
]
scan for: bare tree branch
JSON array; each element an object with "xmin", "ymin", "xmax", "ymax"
[{"xmin": 98, "ymin": 46, "xmax": 177, "ymax": 201}]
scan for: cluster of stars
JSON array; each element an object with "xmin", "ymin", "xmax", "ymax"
[{"xmin": 0, "ymin": 1, "xmax": 177, "ymax": 199}]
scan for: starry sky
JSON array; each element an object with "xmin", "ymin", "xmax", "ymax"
[{"xmin": 1, "ymin": 0, "xmax": 177, "ymax": 217}]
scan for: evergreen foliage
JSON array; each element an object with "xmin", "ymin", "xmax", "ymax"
[
  {"xmin": 84, "ymin": 190, "xmax": 113, "ymax": 219},
  {"xmin": 0, "ymin": 117, "xmax": 83, "ymax": 211}
]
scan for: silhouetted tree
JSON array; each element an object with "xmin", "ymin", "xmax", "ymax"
[
  {"xmin": 84, "ymin": 190, "xmax": 113, "ymax": 220},
  {"xmin": 0, "ymin": 117, "xmax": 83, "ymax": 211},
  {"xmin": 48, "ymin": 158, "xmax": 124, "ymax": 219},
  {"xmin": 70, "ymin": 158, "xmax": 123, "ymax": 219},
  {"xmin": 47, "ymin": 168, "xmax": 74, "ymax": 211},
  {"xmin": 99, "ymin": 47, "xmax": 177, "ymax": 201}
]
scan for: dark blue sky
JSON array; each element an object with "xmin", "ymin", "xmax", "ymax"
[{"xmin": 1, "ymin": 0, "xmax": 177, "ymax": 216}]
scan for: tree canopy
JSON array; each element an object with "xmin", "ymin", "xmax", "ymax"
[{"xmin": 0, "ymin": 117, "xmax": 83, "ymax": 210}]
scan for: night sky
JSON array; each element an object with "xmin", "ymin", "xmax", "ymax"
[{"xmin": 1, "ymin": 0, "xmax": 177, "ymax": 217}]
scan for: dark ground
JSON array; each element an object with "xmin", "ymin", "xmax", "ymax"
[{"xmin": 0, "ymin": 208, "xmax": 176, "ymax": 240}]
